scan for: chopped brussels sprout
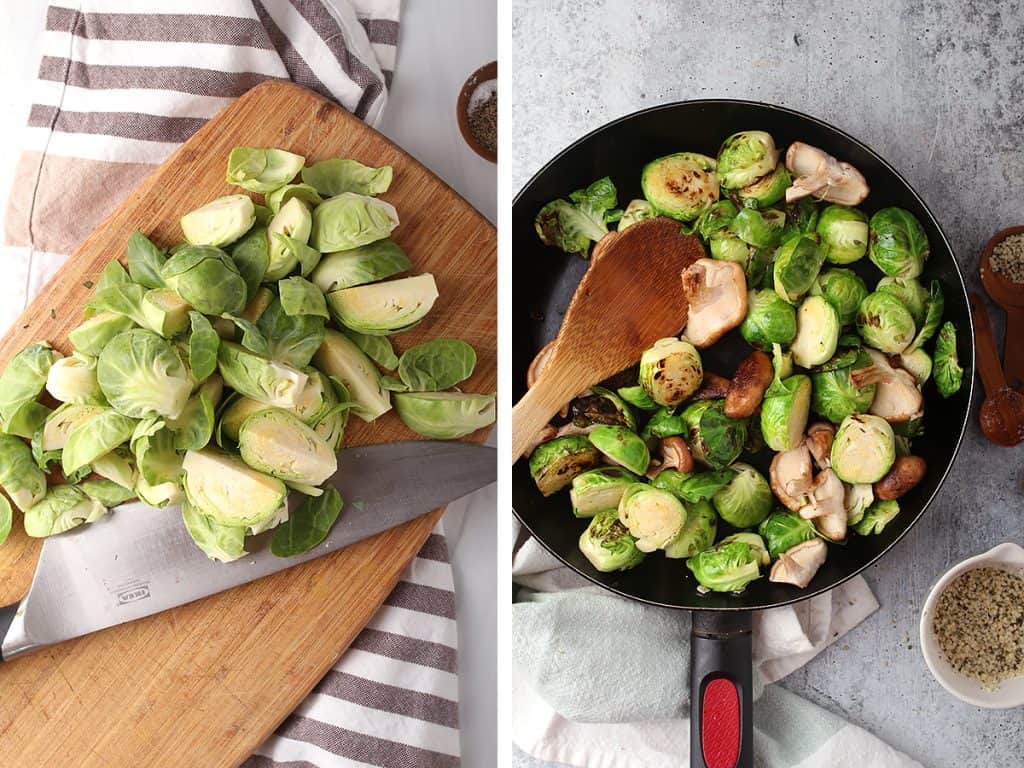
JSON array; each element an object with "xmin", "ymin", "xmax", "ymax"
[
  {"xmin": 760, "ymin": 374, "xmax": 811, "ymax": 451},
  {"xmin": 738, "ymin": 163, "xmax": 790, "ymax": 208},
  {"xmin": 868, "ymin": 207, "xmax": 929, "ymax": 278},
  {"xmin": 810, "ymin": 350, "xmax": 876, "ymax": 424},
  {"xmin": 578, "ymin": 507, "xmax": 645, "ymax": 572},
  {"xmin": 314, "ymin": 330, "xmax": 391, "ymax": 421},
  {"xmin": 140, "ymin": 288, "xmax": 190, "ymax": 338},
  {"xmin": 217, "ymin": 341, "xmax": 308, "ymax": 410},
  {"xmin": 740, "ymin": 289, "xmax": 797, "ymax": 350},
  {"xmin": 933, "ymin": 321, "xmax": 963, "ymax": 398},
  {"xmin": 161, "ymin": 245, "xmax": 246, "ymax": 316},
  {"xmin": 570, "ymin": 467, "xmax": 641, "ymax": 518},
  {"xmin": 394, "ymin": 391, "xmax": 496, "ymax": 439},
  {"xmin": 682, "ymin": 400, "xmax": 748, "ymax": 469},
  {"xmin": 810, "ymin": 268, "xmax": 868, "ymax": 326},
  {"xmin": 639, "ymin": 337, "xmax": 703, "ymax": 406},
  {"xmin": 97, "ymin": 329, "xmax": 194, "ymax": 420},
  {"xmin": 617, "ymin": 199, "xmax": 656, "ymax": 232},
  {"xmin": 851, "ymin": 499, "xmax": 900, "ymax": 535},
  {"xmin": 68, "ymin": 312, "xmax": 135, "ymax": 357},
  {"xmin": 816, "ymin": 205, "xmax": 868, "ymax": 264},
  {"xmin": 716, "ymin": 131, "xmax": 779, "ymax": 190},
  {"xmin": 528, "ymin": 435, "xmax": 601, "ymax": 496},
  {"xmin": 0, "ymin": 434, "xmax": 46, "ymax": 511},
  {"xmin": 731, "ymin": 208, "xmax": 785, "ymax": 248},
  {"xmin": 301, "ymin": 158, "xmax": 393, "ymax": 197},
  {"xmin": 686, "ymin": 539, "xmax": 763, "ymax": 593},
  {"xmin": 45, "ymin": 352, "xmax": 103, "ymax": 405},
  {"xmin": 758, "ymin": 510, "xmax": 817, "ymax": 559},
  {"xmin": 34, "ymin": 403, "xmax": 107, "ymax": 470},
  {"xmin": 265, "ymin": 182, "xmax": 324, "ymax": 214},
  {"xmin": 899, "ymin": 348, "xmax": 933, "ymax": 386},
  {"xmin": 327, "ymin": 273, "xmax": 438, "ymax": 335},
  {"xmin": 588, "ymin": 425, "xmax": 650, "ymax": 475},
  {"xmin": 226, "ymin": 146, "xmax": 304, "ymax": 193},
  {"xmin": 774, "ymin": 234, "xmax": 825, "ymax": 303},
  {"xmin": 790, "ymin": 296, "xmax": 840, "ymax": 368},
  {"xmin": 182, "ymin": 499, "xmax": 247, "ymax": 562},
  {"xmin": 91, "ymin": 445, "xmax": 137, "ymax": 490},
  {"xmin": 23, "ymin": 484, "xmax": 106, "ymax": 538},
  {"xmin": 180, "ymin": 195, "xmax": 255, "ymax": 247},
  {"xmin": 182, "ymin": 448, "xmax": 287, "ymax": 528},
  {"xmin": 712, "ymin": 462, "xmax": 773, "ymax": 527},
  {"xmin": 238, "ymin": 408, "xmax": 336, "ymax": 486},
  {"xmin": 718, "ymin": 532, "xmax": 771, "ymax": 567},
  {"xmin": 856, "ymin": 291, "xmax": 916, "ymax": 354},
  {"xmin": 310, "ymin": 240, "xmax": 411, "ymax": 293},
  {"xmin": 831, "ymin": 414, "xmax": 896, "ymax": 484},
  {"xmin": 641, "ymin": 153, "xmax": 718, "ymax": 221},
  {"xmin": 663, "ymin": 499, "xmax": 717, "ymax": 559},
  {"xmin": 310, "ymin": 192, "xmax": 399, "ymax": 253},
  {"xmin": 617, "ymin": 484, "xmax": 685, "ymax": 552}
]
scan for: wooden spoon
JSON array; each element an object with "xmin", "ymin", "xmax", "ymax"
[
  {"xmin": 511, "ymin": 218, "xmax": 705, "ymax": 460},
  {"xmin": 968, "ymin": 291, "xmax": 1024, "ymax": 447},
  {"xmin": 979, "ymin": 226, "xmax": 1024, "ymax": 390}
]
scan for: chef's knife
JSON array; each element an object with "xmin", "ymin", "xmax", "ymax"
[{"xmin": 0, "ymin": 440, "xmax": 494, "ymax": 661}]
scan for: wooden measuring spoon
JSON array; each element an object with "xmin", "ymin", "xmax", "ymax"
[
  {"xmin": 979, "ymin": 225, "xmax": 1024, "ymax": 390},
  {"xmin": 968, "ymin": 291, "xmax": 1024, "ymax": 446},
  {"xmin": 511, "ymin": 218, "xmax": 705, "ymax": 460}
]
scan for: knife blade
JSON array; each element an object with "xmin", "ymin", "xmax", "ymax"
[{"xmin": 0, "ymin": 440, "xmax": 494, "ymax": 660}]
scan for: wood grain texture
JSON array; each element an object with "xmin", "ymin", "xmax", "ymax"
[{"xmin": 0, "ymin": 81, "xmax": 495, "ymax": 767}]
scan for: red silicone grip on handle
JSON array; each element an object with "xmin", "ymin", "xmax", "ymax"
[{"xmin": 701, "ymin": 678, "xmax": 740, "ymax": 768}]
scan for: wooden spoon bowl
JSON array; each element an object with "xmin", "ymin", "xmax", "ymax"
[
  {"xmin": 968, "ymin": 291, "xmax": 1024, "ymax": 446},
  {"xmin": 979, "ymin": 225, "xmax": 1024, "ymax": 389}
]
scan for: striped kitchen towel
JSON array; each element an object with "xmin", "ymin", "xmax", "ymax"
[{"xmin": 1, "ymin": 3, "xmax": 464, "ymax": 767}]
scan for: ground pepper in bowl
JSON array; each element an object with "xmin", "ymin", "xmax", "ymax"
[{"xmin": 469, "ymin": 87, "xmax": 497, "ymax": 154}]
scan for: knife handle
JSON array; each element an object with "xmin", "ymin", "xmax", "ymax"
[{"xmin": 0, "ymin": 603, "xmax": 18, "ymax": 662}]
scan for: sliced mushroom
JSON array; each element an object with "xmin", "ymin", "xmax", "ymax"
[
  {"xmin": 805, "ymin": 422, "xmax": 835, "ymax": 469},
  {"xmin": 784, "ymin": 142, "xmax": 869, "ymax": 205},
  {"xmin": 769, "ymin": 444, "xmax": 814, "ymax": 512},
  {"xmin": 769, "ymin": 538, "xmax": 828, "ymax": 588},
  {"xmin": 681, "ymin": 259, "xmax": 748, "ymax": 348},
  {"xmin": 691, "ymin": 371, "xmax": 732, "ymax": 401},
  {"xmin": 527, "ymin": 340, "xmax": 556, "ymax": 389},
  {"xmin": 798, "ymin": 469, "xmax": 848, "ymax": 541},
  {"xmin": 860, "ymin": 349, "xmax": 924, "ymax": 423},
  {"xmin": 874, "ymin": 455, "xmax": 927, "ymax": 500},
  {"xmin": 645, "ymin": 436, "xmax": 694, "ymax": 479},
  {"xmin": 725, "ymin": 350, "xmax": 773, "ymax": 419}
]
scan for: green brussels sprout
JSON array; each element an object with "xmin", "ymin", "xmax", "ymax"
[
  {"xmin": 876, "ymin": 277, "xmax": 929, "ymax": 325},
  {"xmin": 161, "ymin": 245, "xmax": 246, "ymax": 316},
  {"xmin": 844, "ymin": 483, "xmax": 874, "ymax": 526},
  {"xmin": 617, "ymin": 385, "xmax": 658, "ymax": 411},
  {"xmin": 641, "ymin": 406, "xmax": 686, "ymax": 440},
  {"xmin": 618, "ymin": 199, "xmax": 656, "ymax": 232},
  {"xmin": 641, "ymin": 152, "xmax": 718, "ymax": 221},
  {"xmin": 737, "ymin": 163, "xmax": 790, "ymax": 208},
  {"xmin": 301, "ymin": 157, "xmax": 393, "ymax": 197},
  {"xmin": 238, "ymin": 408, "xmax": 336, "ymax": 486},
  {"xmin": 650, "ymin": 468, "xmax": 692, "ymax": 498},
  {"xmin": 856, "ymin": 291, "xmax": 916, "ymax": 354},
  {"xmin": 758, "ymin": 510, "xmax": 817, "ymax": 558},
  {"xmin": 709, "ymin": 232, "xmax": 751, "ymax": 265},
  {"xmin": 716, "ymin": 131, "xmax": 779, "ymax": 190},
  {"xmin": 0, "ymin": 433, "xmax": 46, "ymax": 511},
  {"xmin": 740, "ymin": 289, "xmax": 798, "ymax": 350},
  {"xmin": 686, "ymin": 539, "xmax": 763, "ymax": 593},
  {"xmin": 779, "ymin": 198, "xmax": 821, "ymax": 242},
  {"xmin": 810, "ymin": 351, "xmax": 877, "ymax": 423},
  {"xmin": 229, "ymin": 227, "xmax": 270, "ymax": 297},
  {"xmin": 265, "ymin": 182, "xmax": 324, "ymax": 214},
  {"xmin": 165, "ymin": 385, "xmax": 216, "ymax": 452},
  {"xmin": 810, "ymin": 268, "xmax": 868, "ymax": 326},
  {"xmin": 718, "ymin": 532, "xmax": 771, "ymax": 567},
  {"xmin": 658, "ymin": 468, "xmax": 737, "ymax": 502},
  {"xmin": 774, "ymin": 234, "xmax": 825, "ymax": 303},
  {"xmin": 0, "ymin": 342, "xmax": 58, "ymax": 433},
  {"xmin": 731, "ymin": 208, "xmax": 785, "ymax": 249},
  {"xmin": 181, "ymin": 499, "xmax": 247, "ymax": 563},
  {"xmin": 694, "ymin": 200, "xmax": 739, "ymax": 240},
  {"xmin": 23, "ymin": 484, "xmax": 107, "ymax": 538},
  {"xmin": 568, "ymin": 387, "xmax": 636, "ymax": 431},
  {"xmin": 310, "ymin": 192, "xmax": 400, "ymax": 253},
  {"xmin": 226, "ymin": 146, "xmax": 304, "ymax": 193},
  {"xmin": 61, "ymin": 408, "xmax": 136, "ymax": 476},
  {"xmin": 182, "ymin": 448, "xmax": 287, "ymax": 528},
  {"xmin": 528, "ymin": 435, "xmax": 601, "ymax": 496},
  {"xmin": 760, "ymin": 375, "xmax": 811, "ymax": 451},
  {"xmin": 45, "ymin": 352, "xmax": 103, "ymax": 405},
  {"xmin": 570, "ymin": 466, "xmax": 641, "ymax": 518},
  {"xmin": 906, "ymin": 280, "xmax": 944, "ymax": 353},
  {"xmin": 314, "ymin": 330, "xmax": 391, "ymax": 422},
  {"xmin": 68, "ymin": 312, "xmax": 135, "ymax": 357},
  {"xmin": 298, "ymin": 369, "xmax": 349, "ymax": 451},
  {"xmin": 679, "ymin": 400, "xmax": 743, "ymax": 469},
  {"xmin": 816, "ymin": 205, "xmax": 868, "ymax": 264},
  {"xmin": 310, "ymin": 240, "xmax": 411, "ymax": 293},
  {"xmin": 712, "ymin": 462, "xmax": 773, "ymax": 527},
  {"xmin": 535, "ymin": 200, "xmax": 608, "ymax": 256},
  {"xmin": 851, "ymin": 499, "xmax": 900, "ymax": 535},
  {"xmin": 868, "ymin": 207, "xmax": 929, "ymax": 278},
  {"xmin": 639, "ymin": 337, "xmax": 703, "ymax": 406},
  {"xmin": 617, "ymin": 484, "xmax": 685, "ymax": 552},
  {"xmin": 78, "ymin": 478, "xmax": 134, "ymax": 508},
  {"xmin": 97, "ymin": 329, "xmax": 194, "ymax": 420},
  {"xmin": 588, "ymin": 425, "xmax": 650, "ymax": 475},
  {"xmin": 831, "ymin": 414, "xmax": 896, "ymax": 484},
  {"xmin": 327, "ymin": 273, "xmax": 438, "ymax": 335},
  {"xmin": 578, "ymin": 507, "xmax": 645, "ymax": 572},
  {"xmin": 179, "ymin": 194, "xmax": 255, "ymax": 248},
  {"xmin": 899, "ymin": 349, "xmax": 932, "ymax": 386},
  {"xmin": 393, "ymin": 392, "xmax": 495, "ymax": 439},
  {"xmin": 33, "ymin": 403, "xmax": 107, "ymax": 470},
  {"xmin": 264, "ymin": 197, "xmax": 313, "ymax": 280},
  {"xmin": 790, "ymin": 296, "xmax": 840, "ymax": 368},
  {"xmin": 217, "ymin": 341, "xmax": 308, "ymax": 411},
  {"xmin": 664, "ymin": 499, "xmax": 717, "ymax": 558},
  {"xmin": 933, "ymin": 321, "xmax": 963, "ymax": 398}
]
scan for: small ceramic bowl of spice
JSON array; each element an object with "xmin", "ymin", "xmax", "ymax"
[
  {"xmin": 457, "ymin": 61, "xmax": 497, "ymax": 163},
  {"xmin": 920, "ymin": 542, "xmax": 1024, "ymax": 708}
]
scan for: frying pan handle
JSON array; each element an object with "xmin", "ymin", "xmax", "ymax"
[{"xmin": 689, "ymin": 611, "xmax": 754, "ymax": 768}]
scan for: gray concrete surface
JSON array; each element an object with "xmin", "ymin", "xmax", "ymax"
[{"xmin": 510, "ymin": 1, "xmax": 1024, "ymax": 765}]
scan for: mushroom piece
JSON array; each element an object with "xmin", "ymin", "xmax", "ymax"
[
  {"xmin": 798, "ymin": 469, "xmax": 848, "ymax": 541},
  {"xmin": 527, "ymin": 340, "xmax": 556, "ymax": 389},
  {"xmin": 855, "ymin": 349, "xmax": 924, "ymax": 423},
  {"xmin": 769, "ymin": 538, "xmax": 828, "ymax": 588},
  {"xmin": 804, "ymin": 422, "xmax": 835, "ymax": 469},
  {"xmin": 681, "ymin": 259, "xmax": 748, "ymax": 348},
  {"xmin": 784, "ymin": 142, "xmax": 869, "ymax": 205},
  {"xmin": 523, "ymin": 424, "xmax": 558, "ymax": 457},
  {"xmin": 645, "ymin": 436, "xmax": 694, "ymax": 479},
  {"xmin": 874, "ymin": 455, "xmax": 927, "ymax": 500},
  {"xmin": 769, "ymin": 444, "xmax": 814, "ymax": 512},
  {"xmin": 691, "ymin": 371, "xmax": 732, "ymax": 401},
  {"xmin": 725, "ymin": 350, "xmax": 774, "ymax": 419}
]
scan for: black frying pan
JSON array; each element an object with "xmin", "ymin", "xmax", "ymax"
[{"xmin": 512, "ymin": 101, "xmax": 975, "ymax": 768}]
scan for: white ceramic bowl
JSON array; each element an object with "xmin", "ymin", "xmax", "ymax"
[{"xmin": 920, "ymin": 542, "xmax": 1024, "ymax": 708}]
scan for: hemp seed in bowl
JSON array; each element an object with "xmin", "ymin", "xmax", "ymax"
[
  {"xmin": 990, "ymin": 232, "xmax": 1024, "ymax": 283},
  {"xmin": 932, "ymin": 566, "xmax": 1024, "ymax": 691}
]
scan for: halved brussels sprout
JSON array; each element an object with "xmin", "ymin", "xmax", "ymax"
[
  {"xmin": 617, "ymin": 484, "xmax": 685, "ymax": 552},
  {"xmin": 161, "ymin": 245, "xmax": 246, "ymax": 316},
  {"xmin": 528, "ymin": 435, "xmax": 601, "ymax": 496},
  {"xmin": 709, "ymin": 232, "xmax": 751, "ymax": 265},
  {"xmin": 46, "ymin": 352, "xmax": 103, "ymax": 405},
  {"xmin": 588, "ymin": 425, "xmax": 650, "ymax": 475},
  {"xmin": 569, "ymin": 387, "xmax": 637, "ymax": 430},
  {"xmin": 831, "ymin": 414, "xmax": 896, "ymax": 484},
  {"xmin": 314, "ymin": 330, "xmax": 390, "ymax": 422},
  {"xmin": 310, "ymin": 192, "xmax": 399, "ymax": 252},
  {"xmin": 570, "ymin": 466, "xmax": 640, "ymax": 518},
  {"xmin": 182, "ymin": 499, "xmax": 247, "ymax": 563},
  {"xmin": 180, "ymin": 195, "xmax": 255, "ymax": 248},
  {"xmin": 856, "ymin": 291, "xmax": 916, "ymax": 354},
  {"xmin": 265, "ymin": 197, "xmax": 313, "ymax": 281},
  {"xmin": 182, "ymin": 448, "xmax": 287, "ymax": 528},
  {"xmin": 876, "ymin": 277, "xmax": 929, "ymax": 325},
  {"xmin": 740, "ymin": 289, "xmax": 798, "ymax": 350},
  {"xmin": 217, "ymin": 341, "xmax": 308, "ymax": 411},
  {"xmin": 34, "ymin": 403, "xmax": 107, "ymax": 470},
  {"xmin": 712, "ymin": 462, "xmax": 773, "ymax": 527},
  {"xmin": 730, "ymin": 208, "xmax": 785, "ymax": 248},
  {"xmin": 650, "ymin": 468, "xmax": 693, "ymax": 498},
  {"xmin": 868, "ymin": 207, "xmax": 929, "ymax": 278},
  {"xmin": 816, "ymin": 205, "xmax": 868, "ymax": 264},
  {"xmin": 663, "ymin": 499, "xmax": 717, "ymax": 559},
  {"xmin": 760, "ymin": 374, "xmax": 811, "ymax": 451},
  {"xmin": 310, "ymin": 240, "xmax": 411, "ymax": 293},
  {"xmin": 899, "ymin": 348, "xmax": 932, "ymax": 386},
  {"xmin": 91, "ymin": 445, "xmax": 137, "ymax": 490},
  {"xmin": 790, "ymin": 296, "xmax": 840, "ymax": 368},
  {"xmin": 682, "ymin": 400, "xmax": 748, "ymax": 469},
  {"xmin": 578, "ymin": 507, "xmax": 645, "ymax": 572},
  {"xmin": 737, "ymin": 163, "xmax": 790, "ymax": 208},
  {"xmin": 226, "ymin": 147, "xmax": 304, "ymax": 193},
  {"xmin": 141, "ymin": 288, "xmax": 191, "ymax": 338},
  {"xmin": 393, "ymin": 392, "xmax": 495, "ymax": 439},
  {"xmin": 617, "ymin": 199, "xmax": 656, "ymax": 232},
  {"xmin": 758, "ymin": 510, "xmax": 817, "ymax": 559},
  {"xmin": 933, "ymin": 321, "xmax": 963, "ymax": 398},
  {"xmin": 23, "ymin": 485, "xmax": 107, "ymax": 538},
  {"xmin": 641, "ymin": 152, "xmax": 718, "ymax": 221},
  {"xmin": 774, "ymin": 234, "xmax": 825, "ymax": 303},
  {"xmin": 238, "ymin": 408, "xmax": 336, "ymax": 486},
  {"xmin": 617, "ymin": 385, "xmax": 658, "ymax": 411},
  {"xmin": 719, "ymin": 532, "xmax": 770, "ymax": 567},
  {"xmin": 686, "ymin": 539, "xmax": 763, "ymax": 593},
  {"xmin": 851, "ymin": 499, "xmax": 900, "ymax": 535},
  {"xmin": 97, "ymin": 329, "xmax": 194, "ymax": 420},
  {"xmin": 326, "ymin": 274, "xmax": 438, "ymax": 335},
  {"xmin": 810, "ymin": 350, "xmax": 876, "ymax": 424},
  {"xmin": 0, "ymin": 434, "xmax": 46, "ymax": 511},
  {"xmin": 716, "ymin": 131, "xmax": 779, "ymax": 190},
  {"xmin": 695, "ymin": 200, "xmax": 739, "ymax": 239},
  {"xmin": 639, "ymin": 338, "xmax": 703, "ymax": 407},
  {"xmin": 68, "ymin": 312, "xmax": 135, "ymax": 357},
  {"xmin": 810, "ymin": 268, "xmax": 868, "ymax": 326}
]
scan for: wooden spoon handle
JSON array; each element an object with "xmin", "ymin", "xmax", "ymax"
[
  {"xmin": 511, "ymin": 364, "xmax": 585, "ymax": 461},
  {"xmin": 969, "ymin": 292, "xmax": 1007, "ymax": 396},
  {"xmin": 1003, "ymin": 307, "xmax": 1024, "ymax": 391}
]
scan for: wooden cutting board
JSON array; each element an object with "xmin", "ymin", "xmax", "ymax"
[{"xmin": 0, "ymin": 81, "xmax": 495, "ymax": 767}]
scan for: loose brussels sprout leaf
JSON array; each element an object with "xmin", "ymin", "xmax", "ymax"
[
  {"xmin": 0, "ymin": 433, "xmax": 47, "ymax": 511},
  {"xmin": 24, "ymin": 484, "xmax": 106, "ymax": 538},
  {"xmin": 135, "ymin": 474, "xmax": 183, "ymax": 508},
  {"xmin": 253, "ymin": 204, "xmax": 272, "ymax": 226},
  {"xmin": 536, "ymin": 177, "xmax": 620, "ymax": 255},
  {"xmin": 906, "ymin": 280, "xmax": 944, "ymax": 353},
  {"xmin": 301, "ymin": 158, "xmax": 393, "ymax": 197},
  {"xmin": 774, "ymin": 234, "xmax": 825, "ymax": 303},
  {"xmin": 617, "ymin": 199, "xmax": 656, "ymax": 232},
  {"xmin": 183, "ymin": 448, "xmax": 287, "ymax": 528},
  {"xmin": 8, "ymin": 400, "xmax": 51, "ymax": 443},
  {"xmin": 166, "ymin": 390, "xmax": 215, "ymax": 452},
  {"xmin": 641, "ymin": 406, "xmax": 685, "ymax": 440},
  {"xmin": 933, "ymin": 321, "xmax": 963, "ymax": 398},
  {"xmin": 617, "ymin": 484, "xmax": 684, "ymax": 552},
  {"xmin": 91, "ymin": 445, "xmax": 137, "ymax": 490},
  {"xmin": 876, "ymin": 276, "xmax": 929, "ymax": 325},
  {"xmin": 182, "ymin": 499, "xmax": 248, "ymax": 562},
  {"xmin": 311, "ymin": 193, "xmax": 399, "ymax": 253},
  {"xmin": 760, "ymin": 374, "xmax": 811, "ymax": 451},
  {"xmin": 279, "ymin": 276, "xmax": 329, "ymax": 319},
  {"xmin": 899, "ymin": 348, "xmax": 932, "ymax": 386},
  {"xmin": 650, "ymin": 468, "xmax": 691, "ymax": 497},
  {"xmin": 685, "ymin": 400, "xmax": 747, "ymax": 469},
  {"xmin": 852, "ymin": 499, "xmax": 900, "ymax": 535},
  {"xmin": 816, "ymin": 205, "xmax": 868, "ymax": 264},
  {"xmin": 397, "ymin": 338, "xmax": 476, "ymax": 392},
  {"xmin": 579, "ymin": 507, "xmax": 645, "ymax": 572},
  {"xmin": 230, "ymin": 227, "xmax": 269, "ymax": 299},
  {"xmin": 217, "ymin": 341, "xmax": 308, "ymax": 410},
  {"xmin": 238, "ymin": 408, "xmax": 337, "ymax": 485},
  {"xmin": 393, "ymin": 391, "xmax": 495, "ymax": 440},
  {"xmin": 34, "ymin": 403, "xmax": 107, "ymax": 470},
  {"xmin": 719, "ymin": 532, "xmax": 771, "ymax": 567},
  {"xmin": 639, "ymin": 337, "xmax": 703, "ymax": 407},
  {"xmin": 314, "ymin": 330, "xmax": 390, "ymax": 422},
  {"xmin": 528, "ymin": 435, "xmax": 601, "ymax": 496},
  {"xmin": 641, "ymin": 153, "xmax": 718, "ymax": 221},
  {"xmin": 292, "ymin": 369, "xmax": 350, "ymax": 450},
  {"xmin": 62, "ymin": 408, "xmax": 136, "ymax": 476},
  {"xmin": 588, "ymin": 425, "xmax": 650, "ymax": 475},
  {"xmin": 221, "ymin": 314, "xmax": 270, "ymax": 357},
  {"xmin": 741, "ymin": 289, "xmax": 797, "ymax": 350},
  {"xmin": 257, "ymin": 298, "xmax": 326, "ymax": 369},
  {"xmin": 570, "ymin": 386, "xmax": 637, "ymax": 431},
  {"xmin": 79, "ymin": 478, "xmax": 136, "ymax": 507},
  {"xmin": 381, "ymin": 375, "xmax": 407, "ymax": 392},
  {"xmin": 130, "ymin": 417, "xmax": 182, "ymax": 487},
  {"xmin": 97, "ymin": 329, "xmax": 194, "ymax": 419},
  {"xmin": 265, "ymin": 198, "xmax": 313, "ymax": 280},
  {"xmin": 69, "ymin": 312, "xmax": 136, "ymax": 357},
  {"xmin": 0, "ymin": 342, "xmax": 58, "ymax": 430},
  {"xmin": 265, "ymin": 182, "xmax": 324, "ymax": 214},
  {"xmin": 810, "ymin": 268, "xmax": 868, "ymax": 326},
  {"xmin": 868, "ymin": 207, "xmax": 929, "ymax": 278},
  {"xmin": 126, "ymin": 230, "xmax": 167, "ymax": 289},
  {"xmin": 831, "ymin": 414, "xmax": 896, "ymax": 484},
  {"xmin": 856, "ymin": 291, "xmax": 915, "ymax": 354},
  {"xmin": 97, "ymin": 259, "xmax": 131, "ymax": 290},
  {"xmin": 758, "ymin": 510, "xmax": 817, "ymax": 559},
  {"xmin": 187, "ymin": 311, "xmax": 220, "ymax": 382},
  {"xmin": 731, "ymin": 208, "xmax": 784, "ymax": 248},
  {"xmin": 686, "ymin": 540, "xmax": 762, "ymax": 593},
  {"xmin": 0, "ymin": 495, "xmax": 11, "ymax": 547},
  {"xmin": 569, "ymin": 467, "xmax": 640, "ymax": 518},
  {"xmin": 717, "ymin": 131, "xmax": 778, "ymax": 190},
  {"xmin": 310, "ymin": 240, "xmax": 411, "ymax": 293},
  {"xmin": 343, "ymin": 329, "xmax": 398, "ymax": 370},
  {"xmin": 713, "ymin": 462, "xmax": 773, "ymax": 527},
  {"xmin": 161, "ymin": 245, "xmax": 247, "ymax": 316},
  {"xmin": 87, "ymin": 282, "xmax": 150, "ymax": 329},
  {"xmin": 271, "ymin": 487, "xmax": 344, "ymax": 557},
  {"xmin": 140, "ymin": 288, "xmax": 190, "ymax": 338},
  {"xmin": 664, "ymin": 499, "xmax": 717, "ymax": 559},
  {"xmin": 617, "ymin": 385, "xmax": 658, "ymax": 411},
  {"xmin": 791, "ymin": 296, "xmax": 840, "ymax": 368},
  {"xmin": 180, "ymin": 194, "xmax": 256, "ymax": 248},
  {"xmin": 771, "ymin": 342, "xmax": 794, "ymax": 380},
  {"xmin": 327, "ymin": 273, "xmax": 438, "ymax": 335},
  {"xmin": 226, "ymin": 146, "xmax": 304, "ymax": 193},
  {"xmin": 46, "ymin": 352, "xmax": 103, "ymax": 405},
  {"xmin": 673, "ymin": 469, "xmax": 738, "ymax": 502},
  {"xmin": 810, "ymin": 351, "xmax": 876, "ymax": 423}
]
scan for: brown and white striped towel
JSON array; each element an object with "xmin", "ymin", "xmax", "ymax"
[{"xmin": 1, "ymin": 3, "xmax": 463, "ymax": 766}]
